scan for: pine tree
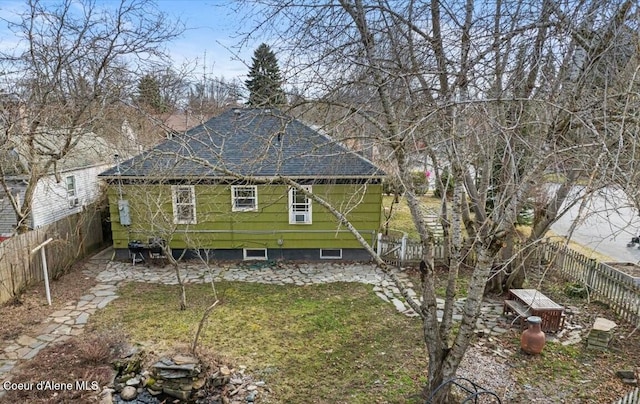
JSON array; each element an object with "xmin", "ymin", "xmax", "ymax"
[
  {"xmin": 137, "ymin": 74, "xmax": 167, "ymax": 113},
  {"xmin": 245, "ymin": 43, "xmax": 286, "ymax": 107}
]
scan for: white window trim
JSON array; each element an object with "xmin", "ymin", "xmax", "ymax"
[
  {"xmin": 66, "ymin": 175, "xmax": 79, "ymax": 208},
  {"xmin": 65, "ymin": 175, "xmax": 76, "ymax": 197},
  {"xmin": 231, "ymin": 185, "xmax": 258, "ymax": 212},
  {"xmin": 288, "ymin": 185, "xmax": 312, "ymax": 224},
  {"xmin": 320, "ymin": 249, "xmax": 342, "ymax": 259},
  {"xmin": 243, "ymin": 248, "xmax": 268, "ymax": 260},
  {"xmin": 172, "ymin": 185, "xmax": 197, "ymax": 225}
]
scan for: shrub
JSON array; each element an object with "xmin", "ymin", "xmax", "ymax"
[
  {"xmin": 77, "ymin": 330, "xmax": 128, "ymax": 365},
  {"xmin": 382, "ymin": 177, "xmax": 403, "ymax": 196},
  {"xmin": 411, "ymin": 171, "xmax": 429, "ymax": 195},
  {"xmin": 434, "ymin": 169, "xmax": 454, "ymax": 198},
  {"xmin": 564, "ymin": 282, "xmax": 588, "ymax": 299}
]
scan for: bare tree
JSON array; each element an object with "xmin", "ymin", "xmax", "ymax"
[
  {"xmin": 236, "ymin": 0, "xmax": 638, "ymax": 401},
  {"xmin": 0, "ymin": 0, "xmax": 183, "ymax": 233},
  {"xmin": 187, "ymin": 75, "xmax": 243, "ymax": 122},
  {"xmin": 113, "ymin": 178, "xmax": 196, "ymax": 309}
]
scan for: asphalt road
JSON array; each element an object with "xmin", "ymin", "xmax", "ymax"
[{"xmin": 550, "ymin": 187, "xmax": 640, "ymax": 263}]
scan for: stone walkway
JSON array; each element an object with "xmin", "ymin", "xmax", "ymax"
[{"xmin": 0, "ymin": 248, "xmax": 511, "ymax": 398}]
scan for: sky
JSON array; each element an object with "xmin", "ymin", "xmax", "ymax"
[
  {"xmin": 153, "ymin": 0, "xmax": 260, "ymax": 80},
  {"xmin": 0, "ymin": 0, "xmax": 264, "ymax": 81}
]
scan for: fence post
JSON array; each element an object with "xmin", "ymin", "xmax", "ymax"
[
  {"xmin": 400, "ymin": 234, "xmax": 407, "ymax": 265},
  {"xmin": 376, "ymin": 233, "xmax": 382, "ymax": 256}
]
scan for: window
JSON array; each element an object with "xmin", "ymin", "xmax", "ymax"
[
  {"xmin": 289, "ymin": 185, "xmax": 312, "ymax": 224},
  {"xmin": 243, "ymin": 248, "xmax": 268, "ymax": 260},
  {"xmin": 172, "ymin": 185, "xmax": 196, "ymax": 224},
  {"xmin": 66, "ymin": 176, "xmax": 79, "ymax": 208},
  {"xmin": 231, "ymin": 185, "xmax": 258, "ymax": 211},
  {"xmin": 320, "ymin": 249, "xmax": 342, "ymax": 259}
]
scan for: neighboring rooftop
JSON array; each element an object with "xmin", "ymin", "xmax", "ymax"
[{"xmin": 99, "ymin": 108, "xmax": 385, "ymax": 179}]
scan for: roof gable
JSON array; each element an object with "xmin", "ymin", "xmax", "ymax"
[{"xmin": 100, "ymin": 108, "xmax": 384, "ymax": 179}]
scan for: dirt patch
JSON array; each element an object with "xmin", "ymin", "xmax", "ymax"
[
  {"xmin": 403, "ymin": 263, "xmax": 640, "ymax": 403},
  {"xmin": 1, "ymin": 331, "xmax": 126, "ymax": 403},
  {"xmin": 0, "ymin": 259, "xmax": 97, "ymax": 342},
  {"xmin": 603, "ymin": 262, "xmax": 640, "ymax": 278}
]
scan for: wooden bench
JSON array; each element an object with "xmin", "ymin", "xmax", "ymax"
[{"xmin": 503, "ymin": 299, "xmax": 532, "ymax": 328}]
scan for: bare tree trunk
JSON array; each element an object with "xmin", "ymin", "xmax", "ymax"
[
  {"xmin": 174, "ymin": 264, "xmax": 187, "ymax": 311},
  {"xmin": 191, "ymin": 300, "xmax": 219, "ymax": 354}
]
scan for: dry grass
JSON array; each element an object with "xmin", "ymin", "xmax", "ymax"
[
  {"xmin": 0, "ymin": 260, "xmax": 97, "ymax": 342},
  {"xmin": 383, "ymin": 194, "xmax": 442, "ymax": 240},
  {"xmin": 1, "ymin": 330, "xmax": 126, "ymax": 403},
  {"xmin": 544, "ymin": 230, "xmax": 614, "ymax": 262}
]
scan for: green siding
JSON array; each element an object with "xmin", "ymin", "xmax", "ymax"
[{"xmin": 107, "ymin": 183, "xmax": 382, "ymax": 251}]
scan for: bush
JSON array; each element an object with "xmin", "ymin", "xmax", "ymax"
[
  {"xmin": 383, "ymin": 172, "xmax": 429, "ymax": 196},
  {"xmin": 382, "ymin": 178, "xmax": 403, "ymax": 196},
  {"xmin": 516, "ymin": 198, "xmax": 535, "ymax": 226},
  {"xmin": 434, "ymin": 169, "xmax": 454, "ymax": 198},
  {"xmin": 77, "ymin": 330, "xmax": 127, "ymax": 365},
  {"xmin": 564, "ymin": 282, "xmax": 588, "ymax": 298},
  {"xmin": 410, "ymin": 171, "xmax": 429, "ymax": 195}
]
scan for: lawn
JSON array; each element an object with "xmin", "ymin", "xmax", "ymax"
[
  {"xmin": 382, "ymin": 194, "xmax": 441, "ymax": 240},
  {"xmin": 89, "ymin": 281, "xmax": 427, "ymax": 403}
]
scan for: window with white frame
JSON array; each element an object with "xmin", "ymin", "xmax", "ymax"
[
  {"xmin": 243, "ymin": 248, "xmax": 268, "ymax": 260},
  {"xmin": 66, "ymin": 175, "xmax": 79, "ymax": 208},
  {"xmin": 231, "ymin": 185, "xmax": 258, "ymax": 211},
  {"xmin": 320, "ymin": 249, "xmax": 342, "ymax": 259},
  {"xmin": 289, "ymin": 185, "xmax": 312, "ymax": 224},
  {"xmin": 172, "ymin": 185, "xmax": 197, "ymax": 224}
]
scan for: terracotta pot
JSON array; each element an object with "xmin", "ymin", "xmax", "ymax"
[{"xmin": 521, "ymin": 316, "xmax": 546, "ymax": 354}]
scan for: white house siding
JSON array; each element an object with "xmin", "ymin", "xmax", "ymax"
[
  {"xmin": 30, "ymin": 164, "xmax": 110, "ymax": 229},
  {"xmin": 0, "ymin": 189, "xmax": 22, "ymax": 236}
]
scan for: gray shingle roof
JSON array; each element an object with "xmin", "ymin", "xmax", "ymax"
[{"xmin": 99, "ymin": 108, "xmax": 384, "ymax": 179}]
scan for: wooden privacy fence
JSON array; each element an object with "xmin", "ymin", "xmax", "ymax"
[{"xmin": 0, "ymin": 205, "xmax": 105, "ymax": 305}]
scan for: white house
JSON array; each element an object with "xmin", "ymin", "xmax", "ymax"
[
  {"xmin": 0, "ymin": 163, "xmax": 110, "ymax": 238},
  {"xmin": 0, "ymin": 133, "xmax": 120, "ymax": 239}
]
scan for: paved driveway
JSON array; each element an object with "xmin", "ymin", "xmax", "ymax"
[{"xmin": 551, "ymin": 187, "xmax": 640, "ymax": 263}]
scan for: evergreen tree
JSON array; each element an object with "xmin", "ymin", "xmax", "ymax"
[
  {"xmin": 137, "ymin": 74, "xmax": 167, "ymax": 113},
  {"xmin": 245, "ymin": 43, "xmax": 286, "ymax": 107}
]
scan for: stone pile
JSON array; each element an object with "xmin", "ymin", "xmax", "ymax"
[
  {"xmin": 147, "ymin": 354, "xmax": 206, "ymax": 400},
  {"xmin": 99, "ymin": 350, "xmax": 268, "ymax": 403},
  {"xmin": 586, "ymin": 317, "xmax": 617, "ymax": 350}
]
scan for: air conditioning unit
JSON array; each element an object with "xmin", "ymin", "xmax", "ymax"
[{"xmin": 69, "ymin": 197, "xmax": 79, "ymax": 208}]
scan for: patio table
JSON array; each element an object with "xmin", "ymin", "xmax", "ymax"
[{"xmin": 505, "ymin": 289, "xmax": 565, "ymax": 333}]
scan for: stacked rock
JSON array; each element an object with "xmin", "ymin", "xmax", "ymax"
[
  {"xmin": 586, "ymin": 317, "xmax": 617, "ymax": 351},
  {"xmin": 147, "ymin": 354, "xmax": 205, "ymax": 400}
]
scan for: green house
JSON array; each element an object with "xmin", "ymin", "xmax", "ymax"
[{"xmin": 99, "ymin": 108, "xmax": 385, "ymax": 261}]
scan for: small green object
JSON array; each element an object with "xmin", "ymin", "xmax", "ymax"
[{"xmin": 565, "ymin": 282, "xmax": 587, "ymax": 298}]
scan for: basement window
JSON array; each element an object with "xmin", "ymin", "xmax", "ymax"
[
  {"xmin": 320, "ymin": 249, "xmax": 342, "ymax": 259},
  {"xmin": 243, "ymin": 248, "xmax": 268, "ymax": 261}
]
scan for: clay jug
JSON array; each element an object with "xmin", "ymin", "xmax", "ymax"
[{"xmin": 521, "ymin": 316, "xmax": 546, "ymax": 354}]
